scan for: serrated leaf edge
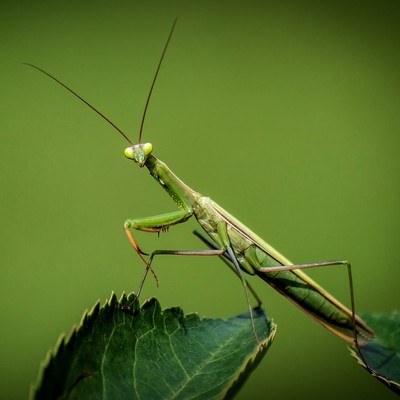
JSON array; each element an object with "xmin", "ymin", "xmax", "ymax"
[
  {"xmin": 30, "ymin": 292, "xmax": 275, "ymax": 399},
  {"xmin": 29, "ymin": 291, "xmax": 123, "ymax": 399},
  {"xmin": 349, "ymin": 346, "xmax": 400, "ymax": 392},
  {"xmin": 222, "ymin": 321, "xmax": 277, "ymax": 399}
]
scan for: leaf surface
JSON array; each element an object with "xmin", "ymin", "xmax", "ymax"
[{"xmin": 32, "ymin": 293, "xmax": 276, "ymax": 400}]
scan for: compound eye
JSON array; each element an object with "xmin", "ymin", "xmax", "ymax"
[
  {"xmin": 124, "ymin": 146, "xmax": 134, "ymax": 159},
  {"xmin": 142, "ymin": 143, "xmax": 153, "ymax": 156}
]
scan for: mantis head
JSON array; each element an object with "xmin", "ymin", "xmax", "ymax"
[{"xmin": 124, "ymin": 143, "xmax": 153, "ymax": 167}]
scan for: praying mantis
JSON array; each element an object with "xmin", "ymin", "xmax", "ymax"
[{"xmin": 25, "ymin": 20, "xmax": 375, "ymax": 362}]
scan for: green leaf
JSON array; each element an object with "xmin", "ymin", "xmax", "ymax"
[
  {"xmin": 31, "ymin": 293, "xmax": 276, "ymax": 400},
  {"xmin": 349, "ymin": 311, "xmax": 400, "ymax": 394}
]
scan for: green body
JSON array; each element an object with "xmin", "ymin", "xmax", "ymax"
[
  {"xmin": 124, "ymin": 148, "xmax": 374, "ymax": 343},
  {"xmin": 24, "ymin": 52, "xmax": 374, "ymax": 345}
]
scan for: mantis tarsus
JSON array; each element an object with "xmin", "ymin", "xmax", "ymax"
[{"xmin": 25, "ymin": 20, "xmax": 376, "ymax": 370}]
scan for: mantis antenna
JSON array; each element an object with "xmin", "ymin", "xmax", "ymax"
[
  {"xmin": 22, "ymin": 62, "xmax": 133, "ymax": 145},
  {"xmin": 138, "ymin": 18, "xmax": 177, "ymax": 143},
  {"xmin": 23, "ymin": 18, "xmax": 178, "ymax": 146}
]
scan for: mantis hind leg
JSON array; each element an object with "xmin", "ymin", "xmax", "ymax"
[{"xmin": 257, "ymin": 260, "xmax": 377, "ymax": 373}]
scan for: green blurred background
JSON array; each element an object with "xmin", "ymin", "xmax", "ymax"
[{"xmin": 1, "ymin": 0, "xmax": 399, "ymax": 399}]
